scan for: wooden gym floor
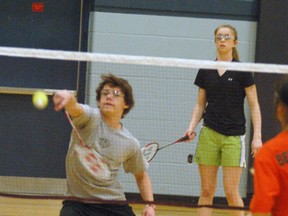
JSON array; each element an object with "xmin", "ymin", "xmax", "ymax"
[{"xmin": 0, "ymin": 196, "xmax": 249, "ymax": 216}]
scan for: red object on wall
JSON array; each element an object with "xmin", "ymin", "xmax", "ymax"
[{"xmin": 32, "ymin": 2, "xmax": 44, "ymax": 12}]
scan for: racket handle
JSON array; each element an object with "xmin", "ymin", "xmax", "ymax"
[
  {"xmin": 157, "ymin": 135, "xmax": 189, "ymax": 150},
  {"xmin": 173, "ymin": 132, "xmax": 196, "ymax": 144},
  {"xmin": 175, "ymin": 134, "xmax": 194, "ymax": 143},
  {"xmin": 62, "ymin": 110, "xmax": 86, "ymax": 147},
  {"xmin": 177, "ymin": 135, "xmax": 190, "ymax": 142}
]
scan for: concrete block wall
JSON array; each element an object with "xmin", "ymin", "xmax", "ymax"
[{"xmin": 86, "ymin": 12, "xmax": 257, "ymax": 197}]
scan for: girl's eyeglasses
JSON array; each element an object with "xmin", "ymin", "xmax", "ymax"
[{"xmin": 215, "ymin": 34, "xmax": 233, "ymax": 41}]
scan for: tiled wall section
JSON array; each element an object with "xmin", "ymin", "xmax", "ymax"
[{"xmin": 87, "ymin": 12, "xmax": 257, "ymax": 197}]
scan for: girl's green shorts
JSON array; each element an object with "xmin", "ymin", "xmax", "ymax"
[{"xmin": 194, "ymin": 126, "xmax": 246, "ymax": 167}]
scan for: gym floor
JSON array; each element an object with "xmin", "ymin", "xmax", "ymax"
[{"xmin": 0, "ymin": 196, "xmax": 243, "ymax": 216}]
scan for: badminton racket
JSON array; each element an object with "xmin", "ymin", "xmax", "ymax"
[
  {"xmin": 142, "ymin": 134, "xmax": 194, "ymax": 162},
  {"xmin": 63, "ymin": 110, "xmax": 110, "ymax": 180}
]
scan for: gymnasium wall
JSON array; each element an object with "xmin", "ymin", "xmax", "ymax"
[
  {"xmin": 0, "ymin": 0, "xmax": 90, "ymax": 195},
  {"xmin": 0, "ymin": 0, "xmax": 265, "ymax": 200},
  {"xmin": 86, "ymin": 2, "xmax": 258, "ymax": 198}
]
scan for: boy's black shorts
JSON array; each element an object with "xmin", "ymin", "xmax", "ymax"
[{"xmin": 60, "ymin": 200, "xmax": 136, "ymax": 216}]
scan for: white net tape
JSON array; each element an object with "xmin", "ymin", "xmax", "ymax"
[{"xmin": 0, "ymin": 46, "xmax": 288, "ymax": 74}]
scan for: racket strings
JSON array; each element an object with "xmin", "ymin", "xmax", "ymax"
[{"xmin": 63, "ymin": 110, "xmax": 110, "ymax": 179}]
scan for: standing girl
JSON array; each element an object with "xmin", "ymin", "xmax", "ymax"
[{"xmin": 185, "ymin": 25, "xmax": 262, "ymax": 216}]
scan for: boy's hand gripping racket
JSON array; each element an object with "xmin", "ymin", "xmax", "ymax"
[
  {"xmin": 63, "ymin": 111, "xmax": 110, "ymax": 180},
  {"xmin": 141, "ymin": 134, "xmax": 193, "ymax": 162}
]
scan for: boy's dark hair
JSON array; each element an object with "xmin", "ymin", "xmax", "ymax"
[{"xmin": 96, "ymin": 74, "xmax": 134, "ymax": 118}]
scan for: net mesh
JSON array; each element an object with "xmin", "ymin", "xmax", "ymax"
[{"xmin": 0, "ymin": 46, "xmax": 287, "ymax": 214}]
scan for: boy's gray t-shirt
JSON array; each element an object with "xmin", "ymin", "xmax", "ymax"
[{"xmin": 65, "ymin": 104, "xmax": 148, "ymax": 201}]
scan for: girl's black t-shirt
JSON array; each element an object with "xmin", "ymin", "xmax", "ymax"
[{"xmin": 194, "ymin": 63, "xmax": 255, "ymax": 136}]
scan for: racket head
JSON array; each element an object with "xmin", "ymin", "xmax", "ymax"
[
  {"xmin": 141, "ymin": 142, "xmax": 159, "ymax": 162},
  {"xmin": 75, "ymin": 145, "xmax": 111, "ymax": 181}
]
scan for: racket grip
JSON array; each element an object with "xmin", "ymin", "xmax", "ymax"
[
  {"xmin": 178, "ymin": 135, "xmax": 190, "ymax": 142},
  {"xmin": 177, "ymin": 132, "xmax": 196, "ymax": 142}
]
